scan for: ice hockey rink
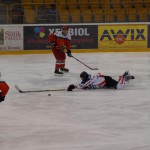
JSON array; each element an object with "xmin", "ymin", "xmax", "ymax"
[{"xmin": 0, "ymin": 52, "xmax": 150, "ymax": 150}]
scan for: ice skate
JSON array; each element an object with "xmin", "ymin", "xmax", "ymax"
[
  {"xmin": 123, "ymin": 70, "xmax": 135, "ymax": 81},
  {"xmin": 124, "ymin": 75, "xmax": 135, "ymax": 81},
  {"xmin": 123, "ymin": 70, "xmax": 129, "ymax": 77},
  {"xmin": 60, "ymin": 67, "xmax": 69, "ymax": 72},
  {"xmin": 54, "ymin": 69, "xmax": 63, "ymax": 75}
]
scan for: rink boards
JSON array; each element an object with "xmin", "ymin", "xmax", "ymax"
[{"xmin": 0, "ymin": 23, "xmax": 150, "ymax": 55}]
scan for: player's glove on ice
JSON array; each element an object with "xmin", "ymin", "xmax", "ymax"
[
  {"xmin": 67, "ymin": 50, "xmax": 72, "ymax": 57},
  {"xmin": 67, "ymin": 84, "xmax": 75, "ymax": 91}
]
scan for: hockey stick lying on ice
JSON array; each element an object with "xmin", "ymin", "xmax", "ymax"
[
  {"xmin": 15, "ymin": 85, "xmax": 66, "ymax": 93},
  {"xmin": 71, "ymin": 56, "xmax": 98, "ymax": 70}
]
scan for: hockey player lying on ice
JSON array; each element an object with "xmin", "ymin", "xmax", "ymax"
[{"xmin": 67, "ymin": 71, "xmax": 135, "ymax": 91}]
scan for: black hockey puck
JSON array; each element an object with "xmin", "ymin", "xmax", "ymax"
[{"xmin": 48, "ymin": 94, "xmax": 51, "ymax": 96}]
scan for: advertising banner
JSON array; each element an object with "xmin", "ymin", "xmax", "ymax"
[
  {"xmin": 98, "ymin": 24, "xmax": 147, "ymax": 48},
  {"xmin": 0, "ymin": 26, "xmax": 23, "ymax": 51},
  {"xmin": 71, "ymin": 25, "xmax": 98, "ymax": 49},
  {"xmin": 24, "ymin": 25, "xmax": 98, "ymax": 50},
  {"xmin": 148, "ymin": 25, "xmax": 150, "ymax": 48}
]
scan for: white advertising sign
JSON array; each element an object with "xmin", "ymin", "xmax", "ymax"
[{"xmin": 0, "ymin": 26, "xmax": 23, "ymax": 50}]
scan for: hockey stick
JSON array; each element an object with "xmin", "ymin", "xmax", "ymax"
[
  {"xmin": 71, "ymin": 56, "xmax": 98, "ymax": 70},
  {"xmin": 46, "ymin": 44, "xmax": 98, "ymax": 70},
  {"xmin": 15, "ymin": 85, "xmax": 66, "ymax": 93}
]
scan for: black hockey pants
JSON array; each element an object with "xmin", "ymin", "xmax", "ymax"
[{"xmin": 104, "ymin": 76, "xmax": 118, "ymax": 89}]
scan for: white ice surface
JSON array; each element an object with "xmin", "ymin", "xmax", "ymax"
[{"xmin": 0, "ymin": 52, "xmax": 150, "ymax": 150}]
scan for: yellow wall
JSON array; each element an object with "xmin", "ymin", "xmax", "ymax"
[{"xmin": 98, "ymin": 24, "xmax": 147, "ymax": 49}]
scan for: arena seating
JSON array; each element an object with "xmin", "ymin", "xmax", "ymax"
[
  {"xmin": 0, "ymin": 4, "xmax": 8, "ymax": 24},
  {"xmin": 22, "ymin": 0, "xmax": 32, "ymax": 3},
  {"xmin": 58, "ymin": 9, "xmax": 70, "ymax": 23},
  {"xmin": 23, "ymin": 4, "xmax": 35, "ymax": 23},
  {"xmin": 114, "ymin": 8, "xmax": 127, "ymax": 22},
  {"xmin": 138, "ymin": 7, "xmax": 148, "ymax": 22},
  {"xmin": 0, "ymin": 0, "xmax": 149, "ymax": 24}
]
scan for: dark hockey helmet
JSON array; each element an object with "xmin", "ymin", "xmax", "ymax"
[{"xmin": 80, "ymin": 71, "xmax": 89, "ymax": 82}]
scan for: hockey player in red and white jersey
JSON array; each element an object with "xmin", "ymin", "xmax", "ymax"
[
  {"xmin": 0, "ymin": 73, "xmax": 9, "ymax": 102},
  {"xmin": 67, "ymin": 71, "xmax": 135, "ymax": 91},
  {"xmin": 48, "ymin": 25, "xmax": 72, "ymax": 75}
]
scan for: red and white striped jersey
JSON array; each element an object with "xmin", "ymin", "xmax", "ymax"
[
  {"xmin": 48, "ymin": 31, "xmax": 71, "ymax": 50},
  {"xmin": 76, "ymin": 72, "xmax": 130, "ymax": 90},
  {"xmin": 77, "ymin": 73, "xmax": 106, "ymax": 89}
]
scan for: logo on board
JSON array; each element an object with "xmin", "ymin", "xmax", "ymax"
[
  {"xmin": 100, "ymin": 29, "xmax": 145, "ymax": 44},
  {"xmin": 34, "ymin": 27, "xmax": 45, "ymax": 38}
]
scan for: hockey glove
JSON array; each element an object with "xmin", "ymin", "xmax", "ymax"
[
  {"xmin": 0, "ymin": 96, "xmax": 5, "ymax": 102},
  {"xmin": 67, "ymin": 50, "xmax": 72, "ymax": 57},
  {"xmin": 51, "ymin": 42, "xmax": 56, "ymax": 48},
  {"xmin": 0, "ymin": 92, "xmax": 5, "ymax": 102},
  {"xmin": 67, "ymin": 84, "xmax": 75, "ymax": 91}
]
